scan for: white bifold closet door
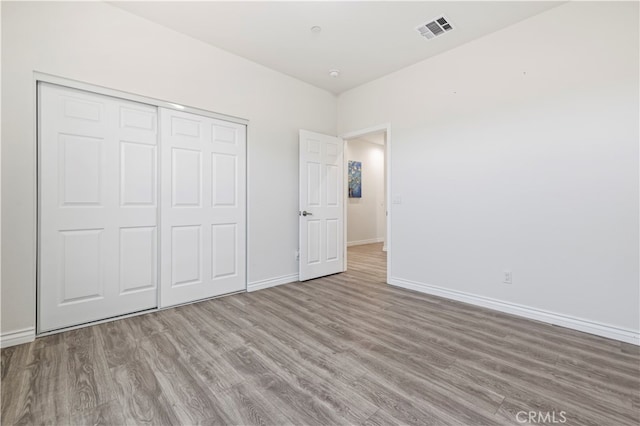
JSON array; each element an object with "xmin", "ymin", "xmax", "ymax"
[
  {"xmin": 159, "ymin": 108, "xmax": 246, "ymax": 308},
  {"xmin": 39, "ymin": 83, "xmax": 159, "ymax": 332}
]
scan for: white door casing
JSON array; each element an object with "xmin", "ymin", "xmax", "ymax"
[
  {"xmin": 299, "ymin": 130, "xmax": 344, "ymax": 281},
  {"xmin": 39, "ymin": 83, "xmax": 158, "ymax": 332},
  {"xmin": 160, "ymin": 108, "xmax": 246, "ymax": 307}
]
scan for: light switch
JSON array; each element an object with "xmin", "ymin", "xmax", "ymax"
[{"xmin": 392, "ymin": 196, "xmax": 402, "ymax": 205}]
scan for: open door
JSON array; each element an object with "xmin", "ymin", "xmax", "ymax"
[{"xmin": 299, "ymin": 130, "xmax": 344, "ymax": 281}]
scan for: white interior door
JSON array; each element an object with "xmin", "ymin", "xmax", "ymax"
[
  {"xmin": 39, "ymin": 83, "xmax": 158, "ymax": 332},
  {"xmin": 160, "ymin": 108, "xmax": 246, "ymax": 307},
  {"xmin": 299, "ymin": 130, "xmax": 344, "ymax": 281}
]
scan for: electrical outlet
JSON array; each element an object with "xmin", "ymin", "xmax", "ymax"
[{"xmin": 503, "ymin": 270, "xmax": 512, "ymax": 284}]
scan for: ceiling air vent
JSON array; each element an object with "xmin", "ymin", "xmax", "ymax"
[{"xmin": 416, "ymin": 16, "xmax": 453, "ymax": 40}]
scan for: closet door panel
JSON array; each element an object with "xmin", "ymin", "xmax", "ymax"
[
  {"xmin": 160, "ymin": 109, "xmax": 246, "ymax": 307},
  {"xmin": 39, "ymin": 83, "xmax": 158, "ymax": 332}
]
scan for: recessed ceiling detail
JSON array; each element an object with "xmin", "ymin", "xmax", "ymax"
[{"xmin": 416, "ymin": 16, "xmax": 454, "ymax": 40}]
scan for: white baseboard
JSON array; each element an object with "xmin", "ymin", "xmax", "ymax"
[
  {"xmin": 1, "ymin": 327, "xmax": 36, "ymax": 348},
  {"xmin": 347, "ymin": 238, "xmax": 384, "ymax": 247},
  {"xmin": 389, "ymin": 277, "xmax": 640, "ymax": 346},
  {"xmin": 248, "ymin": 273, "xmax": 299, "ymax": 292}
]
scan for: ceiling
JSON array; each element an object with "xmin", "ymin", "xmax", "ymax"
[{"xmin": 111, "ymin": 1, "xmax": 562, "ymax": 94}]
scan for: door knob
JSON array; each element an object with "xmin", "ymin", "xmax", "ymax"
[{"xmin": 302, "ymin": 211, "xmax": 313, "ymax": 216}]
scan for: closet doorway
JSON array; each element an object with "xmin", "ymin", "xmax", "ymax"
[{"xmin": 38, "ymin": 80, "xmax": 246, "ymax": 333}]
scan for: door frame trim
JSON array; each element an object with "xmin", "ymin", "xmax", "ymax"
[
  {"xmin": 34, "ymin": 72, "xmax": 249, "ymax": 335},
  {"xmin": 340, "ymin": 123, "xmax": 392, "ymax": 284}
]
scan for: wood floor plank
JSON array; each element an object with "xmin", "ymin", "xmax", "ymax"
[
  {"xmin": 496, "ymin": 396, "xmax": 604, "ymax": 426},
  {"xmin": 223, "ymin": 346, "xmax": 349, "ymax": 425},
  {"xmin": 243, "ymin": 323, "xmax": 368, "ymax": 384},
  {"xmin": 95, "ymin": 318, "xmax": 139, "ymax": 369},
  {"xmin": 138, "ymin": 332, "xmax": 233, "ymax": 425},
  {"xmin": 2, "ymin": 243, "xmax": 638, "ymax": 425},
  {"xmin": 65, "ymin": 327, "xmax": 117, "ymax": 414},
  {"xmin": 201, "ymin": 297, "xmax": 260, "ymax": 330},
  {"xmin": 361, "ymin": 409, "xmax": 403, "ymax": 426},
  {"xmin": 68, "ymin": 400, "xmax": 126, "ymax": 426},
  {"xmin": 351, "ymin": 373, "xmax": 460, "ymax": 425},
  {"xmin": 172, "ymin": 302, "xmax": 248, "ymax": 354},
  {"xmin": 11, "ymin": 342, "xmax": 69, "ymax": 425},
  {"xmin": 195, "ymin": 297, "xmax": 257, "ymax": 333},
  {"xmin": 126, "ymin": 311, "xmax": 170, "ymax": 342},
  {"xmin": 234, "ymin": 326, "xmax": 378, "ymax": 424},
  {"xmin": 160, "ymin": 316, "xmax": 245, "ymax": 393},
  {"xmin": 249, "ymin": 294, "xmax": 352, "ymax": 354},
  {"xmin": 343, "ymin": 343, "xmax": 504, "ymax": 423},
  {"xmin": 251, "ymin": 372, "xmax": 350, "ymax": 426},
  {"xmin": 215, "ymin": 382, "xmax": 293, "ymax": 426},
  {"xmin": 453, "ymin": 357, "xmax": 639, "ymax": 425},
  {"xmin": 621, "ymin": 342, "xmax": 640, "ymax": 355},
  {"xmin": 1, "ymin": 343, "xmax": 33, "ymax": 424},
  {"xmin": 111, "ymin": 355, "xmax": 180, "ymax": 426},
  {"xmin": 1, "ymin": 346, "xmax": 20, "ymax": 382}
]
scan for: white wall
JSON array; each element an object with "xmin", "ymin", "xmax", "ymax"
[
  {"xmin": 1, "ymin": 2, "xmax": 336, "ymax": 337},
  {"xmin": 0, "ymin": 3, "xmax": 3, "ymax": 338},
  {"xmin": 346, "ymin": 138, "xmax": 385, "ymax": 246},
  {"xmin": 3, "ymin": 1, "xmax": 638, "ymax": 344},
  {"xmin": 338, "ymin": 2, "xmax": 640, "ymax": 338}
]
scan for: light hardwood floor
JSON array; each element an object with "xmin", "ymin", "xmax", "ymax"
[{"xmin": 2, "ymin": 243, "xmax": 639, "ymax": 425}]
